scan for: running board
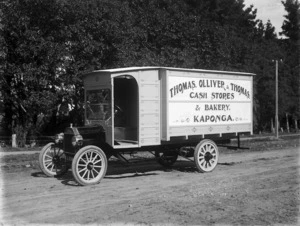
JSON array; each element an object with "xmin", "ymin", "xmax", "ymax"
[{"xmin": 113, "ymin": 140, "xmax": 139, "ymax": 149}]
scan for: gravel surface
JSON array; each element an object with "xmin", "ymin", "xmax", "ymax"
[{"xmin": 0, "ymin": 137, "xmax": 299, "ymax": 225}]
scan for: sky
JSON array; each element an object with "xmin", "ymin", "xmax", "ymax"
[{"xmin": 243, "ymin": 0, "xmax": 286, "ymax": 36}]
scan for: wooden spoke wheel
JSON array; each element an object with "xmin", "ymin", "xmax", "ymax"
[
  {"xmin": 72, "ymin": 146, "xmax": 107, "ymax": 186},
  {"xmin": 39, "ymin": 142, "xmax": 68, "ymax": 177},
  {"xmin": 194, "ymin": 139, "xmax": 219, "ymax": 173},
  {"xmin": 155, "ymin": 150, "xmax": 178, "ymax": 167}
]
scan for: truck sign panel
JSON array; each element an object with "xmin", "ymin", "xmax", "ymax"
[{"xmin": 168, "ymin": 76, "xmax": 252, "ymax": 126}]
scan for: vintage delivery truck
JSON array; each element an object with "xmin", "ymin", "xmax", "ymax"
[{"xmin": 39, "ymin": 67, "xmax": 254, "ymax": 185}]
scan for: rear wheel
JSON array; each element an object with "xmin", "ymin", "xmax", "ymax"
[
  {"xmin": 155, "ymin": 149, "xmax": 178, "ymax": 167},
  {"xmin": 194, "ymin": 139, "xmax": 219, "ymax": 172},
  {"xmin": 39, "ymin": 142, "xmax": 68, "ymax": 177},
  {"xmin": 72, "ymin": 146, "xmax": 107, "ymax": 186}
]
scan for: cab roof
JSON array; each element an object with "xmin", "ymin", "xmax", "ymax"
[{"xmin": 89, "ymin": 66, "xmax": 255, "ymax": 76}]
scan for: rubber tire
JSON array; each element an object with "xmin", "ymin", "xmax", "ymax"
[
  {"xmin": 194, "ymin": 139, "xmax": 219, "ymax": 173},
  {"xmin": 72, "ymin": 145, "xmax": 107, "ymax": 186},
  {"xmin": 155, "ymin": 150, "xmax": 178, "ymax": 167},
  {"xmin": 39, "ymin": 142, "xmax": 68, "ymax": 177}
]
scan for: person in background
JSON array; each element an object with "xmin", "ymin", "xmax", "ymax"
[{"xmin": 56, "ymin": 97, "xmax": 74, "ymax": 130}]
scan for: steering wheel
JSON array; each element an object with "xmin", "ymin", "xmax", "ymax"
[
  {"xmin": 114, "ymin": 104, "xmax": 123, "ymax": 115},
  {"xmin": 105, "ymin": 104, "xmax": 123, "ymax": 126}
]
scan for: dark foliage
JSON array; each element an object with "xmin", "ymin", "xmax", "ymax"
[{"xmin": 0, "ymin": 0, "xmax": 299, "ymax": 145}]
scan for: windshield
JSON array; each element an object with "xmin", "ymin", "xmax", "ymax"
[{"xmin": 86, "ymin": 89, "xmax": 111, "ymax": 121}]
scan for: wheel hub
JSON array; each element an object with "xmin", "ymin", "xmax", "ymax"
[
  {"xmin": 204, "ymin": 152, "xmax": 213, "ymax": 162},
  {"xmin": 52, "ymin": 156, "xmax": 60, "ymax": 164},
  {"xmin": 87, "ymin": 162, "xmax": 94, "ymax": 170}
]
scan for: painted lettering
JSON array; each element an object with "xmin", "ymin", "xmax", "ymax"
[
  {"xmin": 211, "ymin": 92, "xmax": 234, "ymax": 100},
  {"xmin": 194, "ymin": 114, "xmax": 233, "ymax": 123},
  {"xmin": 198, "ymin": 79, "xmax": 225, "ymax": 88},
  {"xmin": 230, "ymin": 83, "xmax": 250, "ymax": 98},
  {"xmin": 170, "ymin": 81, "xmax": 196, "ymax": 98},
  {"xmin": 204, "ymin": 104, "xmax": 230, "ymax": 111},
  {"xmin": 190, "ymin": 92, "xmax": 207, "ymax": 99}
]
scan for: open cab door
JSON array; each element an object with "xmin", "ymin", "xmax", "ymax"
[
  {"xmin": 112, "ymin": 75, "xmax": 139, "ymax": 148},
  {"xmin": 84, "ymin": 73, "xmax": 139, "ymax": 148}
]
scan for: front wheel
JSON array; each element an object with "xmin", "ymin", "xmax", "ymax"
[
  {"xmin": 72, "ymin": 146, "xmax": 108, "ymax": 186},
  {"xmin": 194, "ymin": 139, "xmax": 219, "ymax": 173},
  {"xmin": 39, "ymin": 142, "xmax": 68, "ymax": 177}
]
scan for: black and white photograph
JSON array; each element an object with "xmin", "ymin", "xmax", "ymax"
[{"xmin": 0, "ymin": 0, "xmax": 299, "ymax": 225}]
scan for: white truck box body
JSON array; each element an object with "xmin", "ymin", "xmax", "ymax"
[{"xmin": 84, "ymin": 67, "xmax": 254, "ymax": 148}]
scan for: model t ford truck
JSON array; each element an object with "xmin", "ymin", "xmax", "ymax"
[{"xmin": 39, "ymin": 67, "xmax": 254, "ymax": 185}]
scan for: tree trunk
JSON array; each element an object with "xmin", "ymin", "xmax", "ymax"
[
  {"xmin": 14, "ymin": 125, "xmax": 28, "ymax": 147},
  {"xmin": 271, "ymin": 118, "xmax": 274, "ymax": 133},
  {"xmin": 286, "ymin": 113, "xmax": 290, "ymax": 133}
]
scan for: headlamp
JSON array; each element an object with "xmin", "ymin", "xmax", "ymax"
[
  {"xmin": 71, "ymin": 135, "xmax": 83, "ymax": 147},
  {"xmin": 55, "ymin": 133, "xmax": 64, "ymax": 144}
]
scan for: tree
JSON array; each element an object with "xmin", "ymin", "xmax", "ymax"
[
  {"xmin": 280, "ymin": 0, "xmax": 300, "ymax": 130},
  {"xmin": 1, "ymin": 0, "xmax": 66, "ymax": 146},
  {"xmin": 1, "ymin": 0, "xmax": 123, "ymax": 146},
  {"xmin": 281, "ymin": 0, "xmax": 300, "ymax": 41},
  {"xmin": 2, "ymin": 0, "xmax": 293, "ymax": 145},
  {"xmin": 250, "ymin": 20, "xmax": 282, "ymax": 132}
]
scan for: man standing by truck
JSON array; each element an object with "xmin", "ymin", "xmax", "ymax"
[{"xmin": 56, "ymin": 97, "xmax": 74, "ymax": 130}]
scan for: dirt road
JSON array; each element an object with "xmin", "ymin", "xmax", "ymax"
[{"xmin": 0, "ymin": 138, "xmax": 299, "ymax": 225}]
